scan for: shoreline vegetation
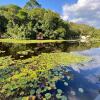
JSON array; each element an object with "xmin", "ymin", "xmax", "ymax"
[
  {"xmin": 0, "ymin": 39, "xmax": 100, "ymax": 44},
  {"xmin": 0, "ymin": 39, "xmax": 79, "ymax": 44},
  {"xmin": 0, "ymin": 4, "xmax": 100, "ymax": 41}
]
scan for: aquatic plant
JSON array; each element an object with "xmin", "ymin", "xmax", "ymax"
[
  {"xmin": 0, "ymin": 50, "xmax": 5, "ymax": 53},
  {"xmin": 0, "ymin": 52, "xmax": 88, "ymax": 99},
  {"xmin": 78, "ymin": 88, "xmax": 84, "ymax": 93}
]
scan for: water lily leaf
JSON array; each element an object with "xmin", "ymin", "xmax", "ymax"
[
  {"xmin": 61, "ymin": 96, "xmax": 67, "ymax": 100},
  {"xmin": 47, "ymin": 87, "xmax": 52, "ymax": 90},
  {"xmin": 64, "ymin": 82, "xmax": 68, "ymax": 86},
  {"xmin": 56, "ymin": 93, "xmax": 61, "ymax": 99},
  {"xmin": 70, "ymin": 90, "xmax": 76, "ymax": 96},
  {"xmin": 30, "ymin": 89, "xmax": 35, "ymax": 95},
  {"xmin": 22, "ymin": 97, "xmax": 29, "ymax": 100},
  {"xmin": 36, "ymin": 89, "xmax": 41, "ymax": 94},
  {"xmin": 57, "ymin": 89, "xmax": 63, "ymax": 94},
  {"xmin": 29, "ymin": 83, "xmax": 34, "ymax": 87},
  {"xmin": 67, "ymin": 76, "xmax": 71, "ymax": 80},
  {"xmin": 20, "ymin": 91, "xmax": 24, "ymax": 95},
  {"xmin": 45, "ymin": 93, "xmax": 51, "ymax": 99},
  {"xmin": 78, "ymin": 88, "xmax": 84, "ymax": 93}
]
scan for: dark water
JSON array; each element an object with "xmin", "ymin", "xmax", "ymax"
[
  {"xmin": 0, "ymin": 41, "xmax": 100, "ymax": 59},
  {"xmin": 0, "ymin": 41, "xmax": 100, "ymax": 100}
]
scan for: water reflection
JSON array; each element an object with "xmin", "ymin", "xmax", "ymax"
[
  {"xmin": 70, "ymin": 48, "xmax": 100, "ymax": 100},
  {"xmin": 0, "ymin": 41, "xmax": 100, "ymax": 59}
]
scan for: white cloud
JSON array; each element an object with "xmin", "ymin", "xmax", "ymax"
[{"xmin": 62, "ymin": 0, "xmax": 100, "ymax": 28}]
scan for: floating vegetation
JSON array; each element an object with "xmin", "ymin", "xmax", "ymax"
[
  {"xmin": 78, "ymin": 88, "xmax": 84, "ymax": 93},
  {"xmin": 17, "ymin": 51, "xmax": 28, "ymax": 55},
  {"xmin": 70, "ymin": 90, "xmax": 76, "ymax": 96},
  {"xmin": 45, "ymin": 93, "xmax": 52, "ymax": 99},
  {"xmin": 0, "ymin": 50, "xmax": 6, "ymax": 53},
  {"xmin": 0, "ymin": 52, "xmax": 89, "ymax": 99},
  {"xmin": 17, "ymin": 50, "xmax": 34, "ymax": 55},
  {"xmin": 64, "ymin": 82, "xmax": 68, "ymax": 86},
  {"xmin": 0, "ymin": 66, "xmax": 72, "ymax": 99}
]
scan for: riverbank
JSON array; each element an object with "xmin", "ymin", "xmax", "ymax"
[{"xmin": 0, "ymin": 39, "xmax": 79, "ymax": 44}]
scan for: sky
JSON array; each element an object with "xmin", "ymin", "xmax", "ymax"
[{"xmin": 0, "ymin": 0, "xmax": 100, "ymax": 28}]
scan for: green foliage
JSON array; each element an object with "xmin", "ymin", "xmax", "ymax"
[
  {"xmin": 68, "ymin": 22, "xmax": 100, "ymax": 39},
  {"xmin": 53, "ymin": 28, "xmax": 66, "ymax": 39},
  {"xmin": 45, "ymin": 93, "xmax": 51, "ymax": 99},
  {"xmin": 57, "ymin": 89, "xmax": 63, "ymax": 94},
  {"xmin": 17, "ymin": 10, "xmax": 28, "ymax": 21},
  {"xmin": 24, "ymin": 0, "xmax": 41, "ymax": 10},
  {"xmin": 28, "ymin": 8, "xmax": 45, "ymax": 20},
  {"xmin": 0, "ymin": 2, "xmax": 100, "ymax": 40},
  {"xmin": 0, "ymin": 52, "xmax": 89, "ymax": 99},
  {"xmin": 43, "ymin": 10, "xmax": 60, "ymax": 30},
  {"xmin": 0, "ymin": 4, "xmax": 21, "ymax": 13},
  {"xmin": 6, "ymin": 24, "xmax": 27, "ymax": 39},
  {"xmin": 0, "ymin": 39, "xmax": 68, "ymax": 44},
  {"xmin": 0, "ymin": 15, "xmax": 8, "ymax": 37}
]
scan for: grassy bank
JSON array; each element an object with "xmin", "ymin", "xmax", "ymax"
[{"xmin": 0, "ymin": 39, "xmax": 79, "ymax": 44}]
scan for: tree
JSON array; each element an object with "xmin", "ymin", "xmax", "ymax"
[
  {"xmin": 0, "ymin": 4, "xmax": 21, "ymax": 14},
  {"xmin": 24, "ymin": 0, "xmax": 41, "ymax": 10},
  {"xmin": 17, "ymin": 9, "xmax": 28, "ymax": 21},
  {"xmin": 0, "ymin": 15, "xmax": 8, "ymax": 38},
  {"xmin": 0, "ymin": 5, "xmax": 21, "ymax": 23},
  {"xmin": 1, "ymin": 3, "xmax": 100, "ymax": 40},
  {"xmin": 42, "ymin": 10, "xmax": 62, "ymax": 39},
  {"xmin": 43, "ymin": 10, "xmax": 60, "ymax": 30},
  {"xmin": 53, "ymin": 28, "xmax": 66, "ymax": 39}
]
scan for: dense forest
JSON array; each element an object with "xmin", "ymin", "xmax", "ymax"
[{"xmin": 0, "ymin": 0, "xmax": 100, "ymax": 40}]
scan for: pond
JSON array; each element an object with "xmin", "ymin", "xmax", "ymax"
[
  {"xmin": 0, "ymin": 41, "xmax": 100, "ymax": 100},
  {"xmin": 0, "ymin": 41, "xmax": 100, "ymax": 58}
]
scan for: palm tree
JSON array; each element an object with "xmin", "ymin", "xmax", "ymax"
[{"xmin": 24, "ymin": 0, "xmax": 41, "ymax": 9}]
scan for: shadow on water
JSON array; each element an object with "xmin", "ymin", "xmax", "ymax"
[{"xmin": 0, "ymin": 41, "xmax": 100, "ymax": 59}]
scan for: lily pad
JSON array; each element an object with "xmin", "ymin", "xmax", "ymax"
[
  {"xmin": 57, "ymin": 89, "xmax": 63, "ymax": 94},
  {"xmin": 64, "ymin": 82, "xmax": 68, "ymax": 86},
  {"xmin": 61, "ymin": 96, "xmax": 67, "ymax": 100},
  {"xmin": 45, "ymin": 93, "xmax": 51, "ymax": 99},
  {"xmin": 30, "ymin": 89, "xmax": 35, "ymax": 95},
  {"xmin": 56, "ymin": 93, "xmax": 61, "ymax": 99},
  {"xmin": 78, "ymin": 88, "xmax": 84, "ymax": 93}
]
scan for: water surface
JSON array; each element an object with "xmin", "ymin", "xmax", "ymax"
[{"xmin": 0, "ymin": 41, "xmax": 100, "ymax": 100}]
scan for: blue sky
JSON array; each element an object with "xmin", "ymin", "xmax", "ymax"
[{"xmin": 0, "ymin": 0, "xmax": 77, "ymax": 14}]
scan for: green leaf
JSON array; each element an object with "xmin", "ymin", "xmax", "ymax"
[
  {"xmin": 57, "ymin": 89, "xmax": 63, "ymax": 94},
  {"xmin": 45, "ymin": 93, "xmax": 51, "ymax": 99},
  {"xmin": 61, "ymin": 96, "xmax": 67, "ymax": 100},
  {"xmin": 30, "ymin": 89, "xmax": 35, "ymax": 95},
  {"xmin": 78, "ymin": 88, "xmax": 84, "ymax": 93},
  {"xmin": 64, "ymin": 82, "xmax": 68, "ymax": 86},
  {"xmin": 56, "ymin": 93, "xmax": 61, "ymax": 99}
]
